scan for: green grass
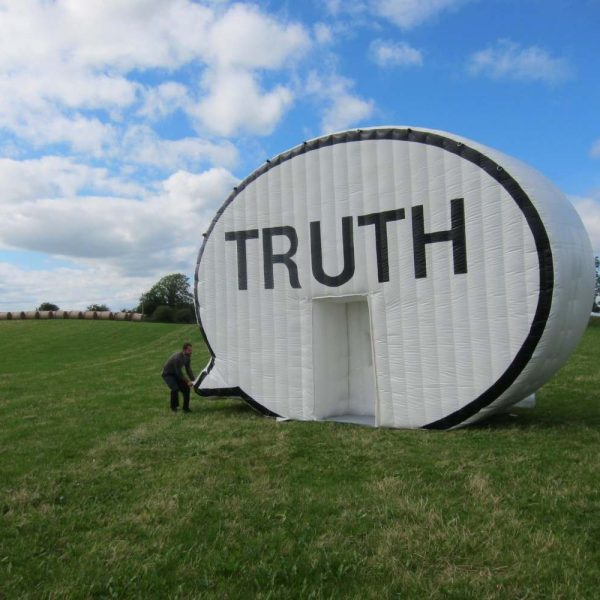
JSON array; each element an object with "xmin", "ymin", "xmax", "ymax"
[{"xmin": 0, "ymin": 319, "xmax": 599, "ymax": 599}]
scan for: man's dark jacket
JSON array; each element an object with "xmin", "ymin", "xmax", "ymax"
[{"xmin": 162, "ymin": 351, "xmax": 195, "ymax": 383}]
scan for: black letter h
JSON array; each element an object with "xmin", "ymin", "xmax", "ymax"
[{"xmin": 412, "ymin": 198, "xmax": 467, "ymax": 279}]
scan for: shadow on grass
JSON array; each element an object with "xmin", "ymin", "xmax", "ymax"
[
  {"xmin": 196, "ymin": 393, "xmax": 599, "ymax": 432},
  {"xmin": 199, "ymin": 397, "xmax": 600, "ymax": 431},
  {"xmin": 470, "ymin": 408, "xmax": 600, "ymax": 431},
  {"xmin": 201, "ymin": 397, "xmax": 258, "ymax": 417}
]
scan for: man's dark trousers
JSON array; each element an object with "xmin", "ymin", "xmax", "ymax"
[{"xmin": 162, "ymin": 374, "xmax": 190, "ymax": 411}]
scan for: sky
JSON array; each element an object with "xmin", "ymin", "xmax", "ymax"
[{"xmin": 0, "ymin": 0, "xmax": 599, "ymax": 311}]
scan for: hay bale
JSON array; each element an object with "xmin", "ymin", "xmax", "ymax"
[{"xmin": 0, "ymin": 312, "xmax": 9, "ymax": 320}]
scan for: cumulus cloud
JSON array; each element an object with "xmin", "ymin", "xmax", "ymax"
[
  {"xmin": 1, "ymin": 167, "xmax": 235, "ymax": 258},
  {"xmin": 314, "ymin": 23, "xmax": 334, "ymax": 45},
  {"xmin": 205, "ymin": 3, "xmax": 309, "ymax": 69},
  {"xmin": 193, "ymin": 68, "xmax": 295, "ymax": 137},
  {"xmin": 0, "ymin": 1, "xmax": 213, "ymax": 73},
  {"xmin": 0, "ymin": 157, "xmax": 143, "ymax": 204},
  {"xmin": 122, "ymin": 126, "xmax": 238, "ymax": 170},
  {"xmin": 0, "ymin": 1, "xmax": 311, "ymax": 153},
  {"xmin": 590, "ymin": 139, "xmax": 600, "ymax": 159},
  {"xmin": 307, "ymin": 73, "xmax": 375, "ymax": 134},
  {"xmin": 374, "ymin": 0, "xmax": 468, "ymax": 28},
  {"xmin": 468, "ymin": 39, "xmax": 572, "ymax": 84},
  {"xmin": 324, "ymin": 0, "xmax": 367, "ymax": 16},
  {"xmin": 369, "ymin": 40, "xmax": 423, "ymax": 67},
  {"xmin": 0, "ymin": 0, "xmax": 212, "ymax": 152},
  {"xmin": 138, "ymin": 83, "xmax": 191, "ymax": 120},
  {"xmin": 324, "ymin": 0, "xmax": 468, "ymax": 28},
  {"xmin": 572, "ymin": 195, "xmax": 600, "ymax": 254},
  {"xmin": 191, "ymin": 3, "xmax": 309, "ymax": 136},
  {"xmin": 0, "ymin": 261, "xmax": 156, "ymax": 312},
  {"xmin": 0, "ymin": 167, "xmax": 238, "ymax": 277}
]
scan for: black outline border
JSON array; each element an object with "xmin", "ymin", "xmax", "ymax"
[{"xmin": 193, "ymin": 128, "xmax": 554, "ymax": 429}]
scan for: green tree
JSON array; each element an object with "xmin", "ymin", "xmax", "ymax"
[
  {"xmin": 87, "ymin": 303, "xmax": 110, "ymax": 312},
  {"xmin": 137, "ymin": 273, "xmax": 193, "ymax": 317},
  {"xmin": 37, "ymin": 302, "xmax": 59, "ymax": 311}
]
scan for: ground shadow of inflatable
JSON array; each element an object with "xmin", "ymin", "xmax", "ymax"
[
  {"xmin": 202, "ymin": 398, "xmax": 257, "ymax": 417},
  {"xmin": 200, "ymin": 397, "xmax": 599, "ymax": 432},
  {"xmin": 471, "ymin": 409, "xmax": 600, "ymax": 431}
]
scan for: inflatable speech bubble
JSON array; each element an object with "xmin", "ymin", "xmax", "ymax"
[{"xmin": 195, "ymin": 127, "xmax": 594, "ymax": 428}]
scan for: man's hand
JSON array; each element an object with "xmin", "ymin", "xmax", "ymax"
[{"xmin": 187, "ymin": 381, "xmax": 194, "ymax": 387}]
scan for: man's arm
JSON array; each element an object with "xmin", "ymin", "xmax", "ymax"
[{"xmin": 183, "ymin": 355, "xmax": 195, "ymax": 382}]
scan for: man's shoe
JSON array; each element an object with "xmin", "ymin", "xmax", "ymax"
[
  {"xmin": 171, "ymin": 406, "xmax": 178, "ymax": 412},
  {"xmin": 183, "ymin": 407, "xmax": 192, "ymax": 413}
]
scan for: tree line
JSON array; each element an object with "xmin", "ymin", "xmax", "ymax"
[{"xmin": 36, "ymin": 273, "xmax": 195, "ymax": 323}]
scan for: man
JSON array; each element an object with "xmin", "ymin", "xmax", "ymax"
[{"xmin": 162, "ymin": 342, "xmax": 195, "ymax": 412}]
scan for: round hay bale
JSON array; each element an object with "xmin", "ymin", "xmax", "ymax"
[
  {"xmin": 131, "ymin": 313, "xmax": 143, "ymax": 321},
  {"xmin": 97, "ymin": 311, "xmax": 112, "ymax": 320},
  {"xmin": 113, "ymin": 312, "xmax": 127, "ymax": 321},
  {"xmin": 0, "ymin": 312, "xmax": 8, "ymax": 320},
  {"xmin": 24, "ymin": 311, "xmax": 39, "ymax": 319},
  {"xmin": 83, "ymin": 311, "xmax": 96, "ymax": 320}
]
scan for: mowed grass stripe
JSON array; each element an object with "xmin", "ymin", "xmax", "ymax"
[{"xmin": 0, "ymin": 320, "xmax": 599, "ymax": 598}]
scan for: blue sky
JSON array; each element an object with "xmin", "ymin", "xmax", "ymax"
[{"xmin": 0, "ymin": 0, "xmax": 599, "ymax": 310}]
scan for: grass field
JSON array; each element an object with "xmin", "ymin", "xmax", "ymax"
[{"xmin": 0, "ymin": 319, "xmax": 599, "ymax": 599}]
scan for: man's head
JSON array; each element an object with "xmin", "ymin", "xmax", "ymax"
[{"xmin": 183, "ymin": 342, "xmax": 193, "ymax": 355}]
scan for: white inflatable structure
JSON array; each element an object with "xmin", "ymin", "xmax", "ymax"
[{"xmin": 195, "ymin": 127, "xmax": 594, "ymax": 429}]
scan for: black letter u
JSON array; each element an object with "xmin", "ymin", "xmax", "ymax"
[{"xmin": 310, "ymin": 217, "xmax": 355, "ymax": 287}]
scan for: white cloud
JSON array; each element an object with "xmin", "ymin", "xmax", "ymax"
[
  {"xmin": 190, "ymin": 4, "xmax": 309, "ymax": 137},
  {"xmin": 370, "ymin": 40, "xmax": 423, "ymax": 67},
  {"xmin": 123, "ymin": 126, "xmax": 238, "ymax": 170},
  {"xmin": 324, "ymin": 0, "xmax": 368, "ymax": 17},
  {"xmin": 468, "ymin": 39, "xmax": 572, "ymax": 84},
  {"xmin": 0, "ymin": 261, "xmax": 156, "ymax": 312},
  {"xmin": 307, "ymin": 73, "xmax": 375, "ymax": 134},
  {"xmin": 0, "ymin": 0, "xmax": 213, "ymax": 73},
  {"xmin": 314, "ymin": 23, "xmax": 334, "ymax": 45},
  {"xmin": 323, "ymin": 94, "xmax": 374, "ymax": 133},
  {"xmin": 10, "ymin": 111, "xmax": 116, "ymax": 156},
  {"xmin": 138, "ymin": 83, "xmax": 191, "ymax": 120},
  {"xmin": 324, "ymin": 0, "xmax": 467, "ymax": 28},
  {"xmin": 0, "ymin": 156, "xmax": 143, "ymax": 205},
  {"xmin": 0, "ymin": 167, "xmax": 237, "ymax": 269},
  {"xmin": 0, "ymin": 1, "xmax": 311, "ymax": 151},
  {"xmin": 374, "ymin": 0, "xmax": 467, "ymax": 28},
  {"xmin": 206, "ymin": 3, "xmax": 309, "ymax": 69},
  {"xmin": 193, "ymin": 67, "xmax": 294, "ymax": 137},
  {"xmin": 572, "ymin": 196, "xmax": 600, "ymax": 254},
  {"xmin": 590, "ymin": 140, "xmax": 600, "ymax": 159},
  {"xmin": 0, "ymin": 0, "xmax": 212, "ymax": 151}
]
